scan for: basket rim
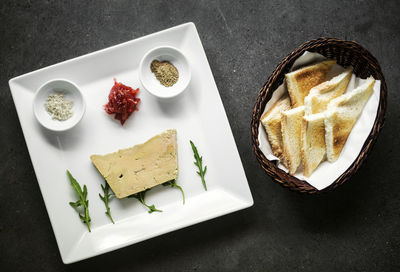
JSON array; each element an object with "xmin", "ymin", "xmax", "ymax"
[{"xmin": 251, "ymin": 37, "xmax": 387, "ymax": 194}]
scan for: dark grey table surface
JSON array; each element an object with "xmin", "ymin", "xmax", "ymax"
[{"xmin": 1, "ymin": 0, "xmax": 399, "ymax": 271}]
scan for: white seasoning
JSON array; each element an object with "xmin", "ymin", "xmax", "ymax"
[{"xmin": 45, "ymin": 93, "xmax": 73, "ymax": 121}]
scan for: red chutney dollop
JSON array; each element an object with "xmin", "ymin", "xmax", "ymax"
[{"xmin": 104, "ymin": 78, "xmax": 140, "ymax": 125}]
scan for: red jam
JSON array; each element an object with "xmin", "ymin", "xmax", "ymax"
[{"xmin": 104, "ymin": 78, "xmax": 140, "ymax": 125}]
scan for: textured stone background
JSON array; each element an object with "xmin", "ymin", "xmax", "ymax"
[{"xmin": 1, "ymin": 0, "xmax": 399, "ymax": 271}]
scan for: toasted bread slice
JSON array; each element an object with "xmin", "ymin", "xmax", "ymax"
[
  {"xmin": 261, "ymin": 95, "xmax": 291, "ymax": 159},
  {"xmin": 304, "ymin": 68, "xmax": 353, "ymax": 115},
  {"xmin": 302, "ymin": 113, "xmax": 326, "ymax": 177},
  {"xmin": 325, "ymin": 77, "xmax": 375, "ymax": 162},
  {"xmin": 286, "ymin": 60, "xmax": 336, "ymax": 107},
  {"xmin": 281, "ymin": 106, "xmax": 305, "ymax": 174}
]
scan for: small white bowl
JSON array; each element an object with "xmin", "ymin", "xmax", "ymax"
[
  {"xmin": 139, "ymin": 46, "xmax": 191, "ymax": 99},
  {"xmin": 33, "ymin": 79, "xmax": 85, "ymax": 132}
]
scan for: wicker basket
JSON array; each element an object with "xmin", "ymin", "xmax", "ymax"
[{"xmin": 251, "ymin": 38, "xmax": 387, "ymax": 194}]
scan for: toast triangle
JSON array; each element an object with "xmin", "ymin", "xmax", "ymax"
[
  {"xmin": 304, "ymin": 68, "xmax": 353, "ymax": 115},
  {"xmin": 261, "ymin": 95, "xmax": 291, "ymax": 160},
  {"xmin": 302, "ymin": 113, "xmax": 326, "ymax": 177},
  {"xmin": 281, "ymin": 106, "xmax": 305, "ymax": 174},
  {"xmin": 325, "ymin": 77, "xmax": 375, "ymax": 162},
  {"xmin": 286, "ymin": 60, "xmax": 336, "ymax": 108}
]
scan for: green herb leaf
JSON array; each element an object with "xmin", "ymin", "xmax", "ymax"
[
  {"xmin": 190, "ymin": 140, "xmax": 207, "ymax": 191},
  {"xmin": 163, "ymin": 180, "xmax": 185, "ymax": 204},
  {"xmin": 128, "ymin": 189, "xmax": 162, "ymax": 213},
  {"xmin": 66, "ymin": 170, "xmax": 91, "ymax": 232},
  {"xmin": 99, "ymin": 181, "xmax": 115, "ymax": 224},
  {"xmin": 69, "ymin": 200, "xmax": 81, "ymax": 208}
]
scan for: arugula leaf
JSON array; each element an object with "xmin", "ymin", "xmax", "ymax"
[
  {"xmin": 163, "ymin": 180, "xmax": 185, "ymax": 204},
  {"xmin": 128, "ymin": 189, "xmax": 162, "ymax": 213},
  {"xmin": 66, "ymin": 170, "xmax": 91, "ymax": 232},
  {"xmin": 190, "ymin": 140, "xmax": 207, "ymax": 191},
  {"xmin": 99, "ymin": 181, "xmax": 115, "ymax": 224}
]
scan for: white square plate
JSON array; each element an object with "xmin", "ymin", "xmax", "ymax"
[{"xmin": 8, "ymin": 22, "xmax": 253, "ymax": 264}]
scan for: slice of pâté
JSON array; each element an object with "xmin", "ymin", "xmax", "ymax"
[{"xmin": 90, "ymin": 129, "xmax": 178, "ymax": 198}]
